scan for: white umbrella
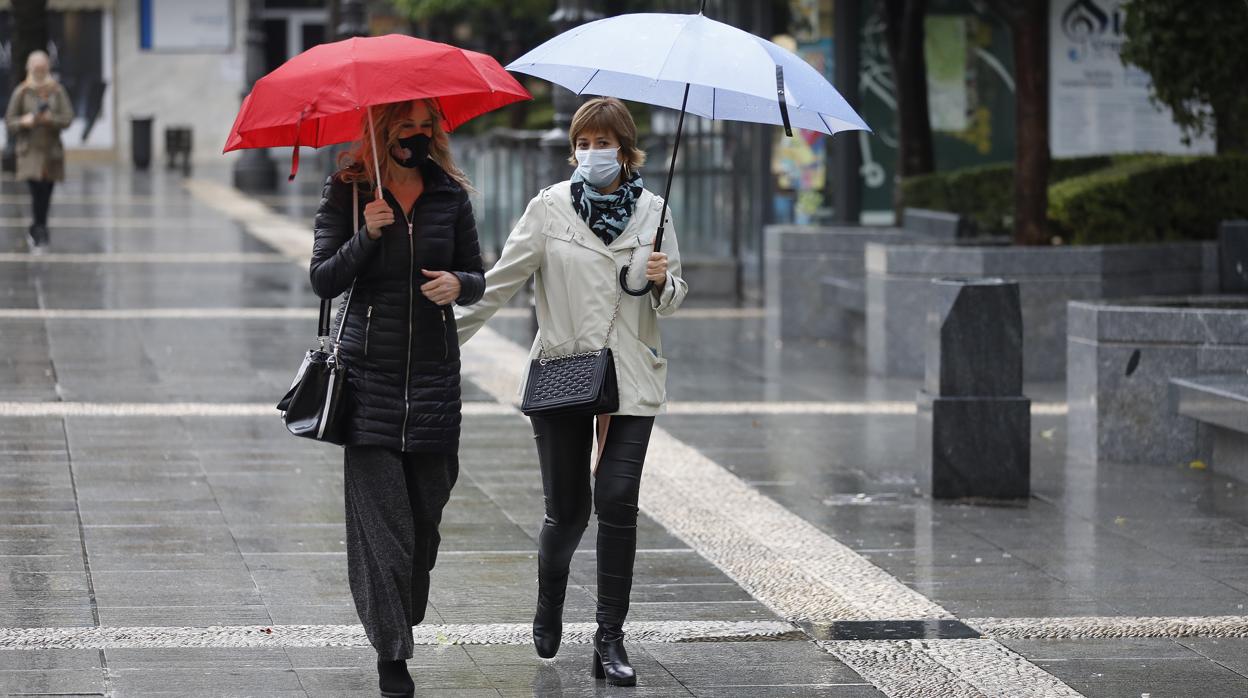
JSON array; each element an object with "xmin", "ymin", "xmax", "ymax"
[{"xmin": 508, "ymin": 2, "xmax": 870, "ymax": 293}]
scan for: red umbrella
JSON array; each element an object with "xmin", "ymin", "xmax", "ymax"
[{"xmin": 223, "ymin": 34, "xmax": 531, "ymax": 186}]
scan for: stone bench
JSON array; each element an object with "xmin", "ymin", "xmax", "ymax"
[{"xmin": 1173, "ymin": 374, "xmax": 1248, "ymax": 482}]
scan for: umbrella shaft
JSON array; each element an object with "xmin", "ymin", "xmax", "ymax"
[{"xmin": 656, "ymin": 81, "xmax": 691, "ymax": 253}]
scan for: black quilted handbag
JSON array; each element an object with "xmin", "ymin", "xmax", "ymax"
[{"xmin": 520, "ymin": 287, "xmax": 622, "ymax": 418}]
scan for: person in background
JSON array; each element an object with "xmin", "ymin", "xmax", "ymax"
[{"xmin": 5, "ymin": 50, "xmax": 74, "ymax": 252}]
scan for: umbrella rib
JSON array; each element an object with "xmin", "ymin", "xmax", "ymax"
[
  {"xmin": 576, "ymin": 68, "xmax": 601, "ymax": 95},
  {"xmin": 819, "ymin": 112, "xmax": 834, "ymax": 136},
  {"xmin": 651, "ymin": 15, "xmax": 697, "ymax": 90}
]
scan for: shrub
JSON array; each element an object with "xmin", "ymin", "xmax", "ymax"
[
  {"xmin": 1049, "ymin": 155, "xmax": 1248, "ymax": 244},
  {"xmin": 900, "ymin": 155, "xmax": 1133, "ymax": 236}
]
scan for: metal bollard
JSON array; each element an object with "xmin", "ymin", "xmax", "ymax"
[{"xmin": 916, "ymin": 278, "xmax": 1030, "ymax": 499}]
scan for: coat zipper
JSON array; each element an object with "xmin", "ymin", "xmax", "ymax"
[
  {"xmin": 363, "ymin": 305, "xmax": 373, "ymax": 357},
  {"xmin": 401, "ymin": 209, "xmax": 415, "ymax": 451}
]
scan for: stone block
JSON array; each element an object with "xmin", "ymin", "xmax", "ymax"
[
  {"xmin": 866, "ymin": 241, "xmax": 1215, "ymax": 380},
  {"xmin": 902, "ymin": 208, "xmax": 975, "ymax": 241},
  {"xmin": 1219, "ymin": 220, "xmax": 1248, "ymax": 293},
  {"xmin": 916, "ymin": 392, "xmax": 1031, "ymax": 499},
  {"xmin": 923, "ymin": 279, "xmax": 1023, "ymax": 397},
  {"xmin": 1067, "ymin": 298, "xmax": 1248, "ymax": 467}
]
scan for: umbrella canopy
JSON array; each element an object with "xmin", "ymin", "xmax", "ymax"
[
  {"xmin": 507, "ymin": 9, "xmax": 867, "ymax": 294},
  {"xmin": 507, "ymin": 12, "xmax": 868, "ymax": 136},
  {"xmin": 223, "ymin": 34, "xmax": 530, "ymax": 177}
]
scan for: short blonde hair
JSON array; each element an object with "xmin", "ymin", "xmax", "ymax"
[{"xmin": 567, "ymin": 97, "xmax": 646, "ymax": 176}]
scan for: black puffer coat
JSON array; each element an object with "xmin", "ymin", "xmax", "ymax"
[{"xmin": 310, "ymin": 161, "xmax": 485, "ymax": 453}]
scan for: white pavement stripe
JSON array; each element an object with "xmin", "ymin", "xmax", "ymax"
[
  {"xmin": 185, "ymin": 179, "xmax": 313, "ymax": 261},
  {"xmin": 0, "ymin": 308, "xmax": 319, "ymax": 320},
  {"xmin": 458, "ymin": 325, "xmax": 1081, "ymax": 697},
  {"xmin": 0, "ymin": 402, "xmax": 517, "ymax": 418},
  {"xmin": 0, "ymin": 252, "xmax": 290, "ymax": 264},
  {"xmin": 0, "ymin": 216, "xmax": 228, "ymax": 229},
  {"xmin": 969, "ymin": 615, "xmax": 1248, "ymax": 640},
  {"xmin": 824, "ymin": 639, "xmax": 1082, "ymax": 698},
  {"xmin": 668, "ymin": 401, "xmax": 1069, "ymax": 416},
  {"xmin": 1, "ymin": 400, "xmax": 1058, "ymax": 418},
  {"xmin": 0, "ymin": 620, "xmax": 799, "ymax": 650}
]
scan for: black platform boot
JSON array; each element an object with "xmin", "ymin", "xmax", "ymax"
[
  {"xmin": 592, "ymin": 624, "xmax": 636, "ymax": 686},
  {"xmin": 532, "ymin": 554, "xmax": 568, "ymax": 659},
  {"xmin": 376, "ymin": 659, "xmax": 414, "ymax": 697}
]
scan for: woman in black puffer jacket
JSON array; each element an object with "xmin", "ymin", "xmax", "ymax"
[{"xmin": 309, "ymin": 98, "xmax": 484, "ymax": 698}]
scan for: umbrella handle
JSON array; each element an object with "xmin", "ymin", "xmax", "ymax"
[{"xmin": 366, "ymin": 105, "xmax": 383, "ymax": 201}]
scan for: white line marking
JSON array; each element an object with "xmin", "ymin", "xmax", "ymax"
[
  {"xmin": 668, "ymin": 401, "xmax": 1068, "ymax": 416},
  {"xmin": 0, "ymin": 252, "xmax": 290, "ymax": 264},
  {"xmin": 184, "ymin": 179, "xmax": 313, "ymax": 262},
  {"xmin": 969, "ymin": 615, "xmax": 1248, "ymax": 640},
  {"xmin": 0, "ymin": 217, "xmax": 229, "ymax": 229},
  {"xmin": 0, "ymin": 400, "xmax": 1065, "ymax": 419},
  {"xmin": 439, "ymin": 307, "xmax": 765, "ymax": 320},
  {"xmin": 0, "ymin": 308, "xmax": 319, "ymax": 320},
  {"xmin": 0, "ymin": 620, "xmax": 800, "ymax": 650},
  {"xmin": 825, "ymin": 639, "xmax": 1082, "ymax": 698},
  {"xmin": 0, "ymin": 402, "xmax": 517, "ymax": 418}
]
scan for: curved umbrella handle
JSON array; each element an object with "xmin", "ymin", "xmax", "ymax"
[{"xmin": 620, "ymin": 265, "xmax": 653, "ymax": 297}]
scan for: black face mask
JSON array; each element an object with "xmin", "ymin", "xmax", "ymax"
[{"xmin": 390, "ymin": 133, "xmax": 431, "ymax": 169}]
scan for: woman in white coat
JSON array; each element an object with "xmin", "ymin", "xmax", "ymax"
[{"xmin": 456, "ymin": 97, "xmax": 687, "ymax": 686}]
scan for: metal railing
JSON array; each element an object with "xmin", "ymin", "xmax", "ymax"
[{"xmin": 458, "ymin": 114, "xmax": 771, "ymax": 295}]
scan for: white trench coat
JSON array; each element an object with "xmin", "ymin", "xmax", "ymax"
[{"xmin": 456, "ymin": 180, "xmax": 689, "ymax": 415}]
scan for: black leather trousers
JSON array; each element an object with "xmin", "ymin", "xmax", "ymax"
[{"xmin": 530, "ymin": 414, "xmax": 655, "ymax": 627}]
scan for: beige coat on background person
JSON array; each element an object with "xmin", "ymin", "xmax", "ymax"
[
  {"xmin": 456, "ymin": 180, "xmax": 689, "ymax": 415},
  {"xmin": 5, "ymin": 80, "xmax": 74, "ymax": 182}
]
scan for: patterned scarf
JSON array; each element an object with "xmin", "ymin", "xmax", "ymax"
[{"xmin": 570, "ymin": 169, "xmax": 644, "ymax": 246}]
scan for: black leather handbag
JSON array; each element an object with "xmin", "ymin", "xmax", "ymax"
[
  {"xmin": 520, "ymin": 287, "xmax": 622, "ymax": 418},
  {"xmin": 276, "ymin": 185, "xmax": 359, "ymax": 444}
]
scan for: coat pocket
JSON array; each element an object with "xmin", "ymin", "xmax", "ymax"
[{"xmin": 363, "ymin": 305, "xmax": 373, "ymax": 357}]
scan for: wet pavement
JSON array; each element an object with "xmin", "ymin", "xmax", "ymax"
[{"xmin": 1, "ymin": 164, "xmax": 1247, "ymax": 697}]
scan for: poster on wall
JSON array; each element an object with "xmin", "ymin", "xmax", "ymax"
[
  {"xmin": 0, "ymin": 10, "xmax": 114, "ymax": 149},
  {"xmin": 140, "ymin": 0, "xmax": 232, "ymax": 52},
  {"xmin": 1049, "ymin": 0, "xmax": 1213, "ymax": 157}
]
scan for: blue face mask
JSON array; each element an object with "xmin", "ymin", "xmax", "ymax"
[{"xmin": 574, "ymin": 147, "xmax": 622, "ymax": 189}]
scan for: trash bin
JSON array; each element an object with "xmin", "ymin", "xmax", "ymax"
[{"xmin": 130, "ymin": 115, "xmax": 153, "ymax": 170}]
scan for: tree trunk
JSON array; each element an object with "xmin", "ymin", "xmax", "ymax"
[
  {"xmin": 990, "ymin": 0, "xmax": 1050, "ymax": 246},
  {"xmin": 1214, "ymin": 101, "xmax": 1248, "ymax": 155},
  {"xmin": 883, "ymin": 0, "xmax": 934, "ymax": 219},
  {"xmin": 11, "ymin": 0, "xmax": 49, "ymax": 91}
]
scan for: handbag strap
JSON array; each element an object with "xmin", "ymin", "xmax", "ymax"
[
  {"xmin": 319, "ymin": 184, "xmax": 359, "ymax": 349},
  {"xmin": 537, "ymin": 272, "xmax": 624, "ymax": 358}
]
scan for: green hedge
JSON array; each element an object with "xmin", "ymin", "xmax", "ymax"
[
  {"xmin": 900, "ymin": 155, "xmax": 1121, "ymax": 236},
  {"xmin": 1049, "ymin": 155, "xmax": 1248, "ymax": 244},
  {"xmin": 901, "ymin": 154, "xmax": 1248, "ymax": 244}
]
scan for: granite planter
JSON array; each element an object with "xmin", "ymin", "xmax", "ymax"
[
  {"xmin": 1067, "ymin": 296, "xmax": 1248, "ymax": 466},
  {"xmin": 763, "ymin": 224, "xmax": 928, "ymax": 343},
  {"xmin": 866, "ymin": 241, "xmax": 1218, "ymax": 381}
]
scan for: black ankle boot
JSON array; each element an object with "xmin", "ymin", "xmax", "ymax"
[
  {"xmin": 532, "ymin": 593, "xmax": 564, "ymax": 659},
  {"xmin": 376, "ymin": 659, "xmax": 414, "ymax": 697},
  {"xmin": 592, "ymin": 625, "xmax": 636, "ymax": 686}
]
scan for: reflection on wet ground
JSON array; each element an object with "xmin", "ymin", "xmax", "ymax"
[{"xmin": 1, "ymin": 166, "xmax": 1246, "ymax": 696}]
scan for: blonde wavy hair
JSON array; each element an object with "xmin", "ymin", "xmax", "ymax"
[{"xmin": 337, "ymin": 99, "xmax": 473, "ymax": 192}]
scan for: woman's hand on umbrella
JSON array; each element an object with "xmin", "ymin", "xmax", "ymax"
[
  {"xmin": 645, "ymin": 252, "xmax": 668, "ymax": 287},
  {"xmin": 363, "ymin": 199, "xmax": 394, "ymax": 239},
  {"xmin": 420, "ymin": 269, "xmax": 461, "ymax": 306}
]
